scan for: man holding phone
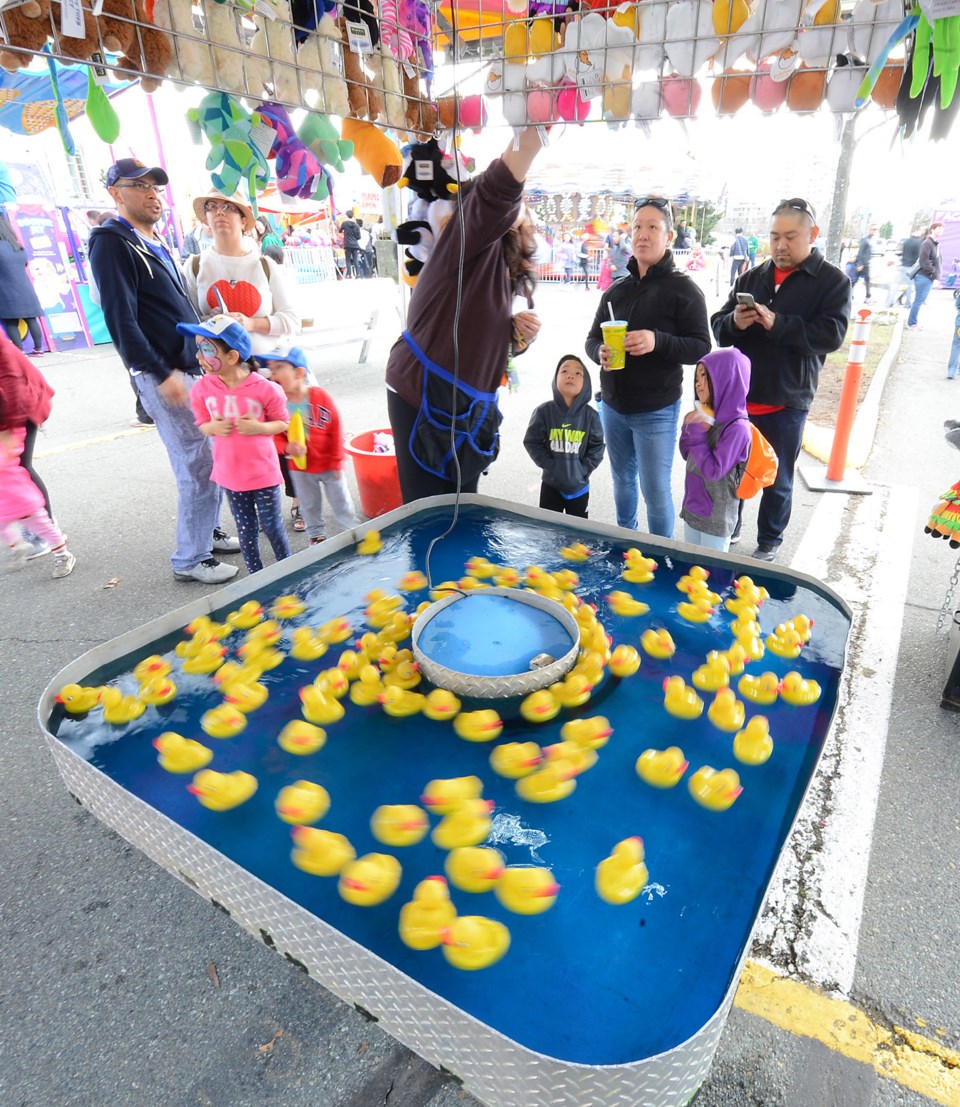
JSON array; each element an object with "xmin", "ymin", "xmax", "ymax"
[{"xmin": 711, "ymin": 198, "xmax": 850, "ymax": 562}]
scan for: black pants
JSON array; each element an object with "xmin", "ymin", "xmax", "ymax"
[
  {"xmin": 579, "ymin": 259, "xmax": 590, "ymax": 288},
  {"xmin": 387, "ymin": 389, "xmax": 481, "ymax": 503},
  {"xmin": 21, "ymin": 420, "xmax": 52, "ymax": 516},
  {"xmin": 3, "ymin": 316, "xmax": 44, "ymax": 352},
  {"xmin": 344, "ymin": 247, "xmax": 361, "ymax": 278},
  {"xmin": 540, "ymin": 482, "xmax": 588, "ymax": 517}
]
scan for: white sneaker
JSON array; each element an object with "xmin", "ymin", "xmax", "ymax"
[
  {"xmin": 212, "ymin": 528, "xmax": 241, "ymax": 553},
  {"xmin": 26, "ymin": 535, "xmax": 51, "ymax": 559},
  {"xmin": 52, "ymin": 550, "xmax": 77, "ymax": 578},
  {"xmin": 173, "ymin": 558, "xmax": 239, "ymax": 584},
  {"xmin": 9, "ymin": 541, "xmax": 32, "ymax": 571}
]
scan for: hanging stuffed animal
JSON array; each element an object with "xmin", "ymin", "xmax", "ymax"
[
  {"xmin": 297, "ymin": 111, "xmax": 354, "ymax": 172},
  {"xmin": 339, "ymin": 0, "xmax": 383, "ymax": 120},
  {"xmin": 341, "ymin": 116, "xmax": 403, "ymax": 186},
  {"xmin": 397, "ymin": 138, "xmax": 460, "ymax": 201},
  {"xmin": 204, "ymin": 0, "xmax": 247, "ymax": 93},
  {"xmin": 187, "ymin": 92, "xmax": 272, "ymax": 208},
  {"xmin": 297, "ymin": 10, "xmax": 349, "ymax": 117},
  {"xmin": 398, "ymin": 0, "xmax": 437, "ymax": 135},
  {"xmin": 256, "ymin": 100, "xmax": 326, "ymax": 199},
  {"xmin": 246, "ymin": 0, "xmax": 300, "ymax": 103},
  {"xmin": 0, "ymin": 0, "xmax": 52, "ymax": 73},
  {"xmin": 925, "ymin": 480, "xmax": 960, "ymax": 546}
]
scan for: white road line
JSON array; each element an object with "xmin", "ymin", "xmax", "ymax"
[
  {"xmin": 34, "ymin": 427, "xmax": 152, "ymax": 459},
  {"xmin": 751, "ymin": 484, "xmax": 916, "ymax": 995}
]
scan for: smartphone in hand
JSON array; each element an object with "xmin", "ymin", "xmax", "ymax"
[{"xmin": 736, "ymin": 292, "xmax": 756, "ymax": 309}]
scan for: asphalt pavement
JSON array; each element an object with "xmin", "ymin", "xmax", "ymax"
[{"xmin": 3, "ymin": 276, "xmax": 958, "ymax": 1107}]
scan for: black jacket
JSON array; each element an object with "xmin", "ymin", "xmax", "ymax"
[
  {"xmin": 341, "ymin": 218, "xmax": 361, "ymax": 249},
  {"xmin": 711, "ymin": 249, "xmax": 850, "ymax": 411},
  {"xmin": 854, "ymin": 235, "xmax": 873, "ymax": 269},
  {"xmin": 918, "ymin": 236, "xmax": 941, "ymax": 280},
  {"xmin": 900, "ymin": 235, "xmax": 922, "ymax": 267},
  {"xmin": 524, "ymin": 364, "xmax": 605, "ymax": 497},
  {"xmin": 0, "ymin": 242, "xmax": 44, "ymax": 318},
  {"xmin": 88, "ymin": 219, "xmax": 200, "ymax": 381},
  {"xmin": 585, "ymin": 252, "xmax": 711, "ymax": 414}
]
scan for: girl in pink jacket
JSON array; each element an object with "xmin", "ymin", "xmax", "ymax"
[{"xmin": 2, "ymin": 426, "xmax": 75, "ymax": 576}]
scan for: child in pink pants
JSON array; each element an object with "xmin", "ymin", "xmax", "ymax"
[{"xmin": 2, "ymin": 426, "xmax": 75, "ymax": 576}]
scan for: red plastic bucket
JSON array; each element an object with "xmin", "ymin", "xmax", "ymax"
[{"xmin": 345, "ymin": 429, "xmax": 403, "ymax": 518}]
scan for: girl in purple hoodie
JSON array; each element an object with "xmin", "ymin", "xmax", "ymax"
[{"xmin": 679, "ymin": 348, "xmax": 752, "ymax": 551}]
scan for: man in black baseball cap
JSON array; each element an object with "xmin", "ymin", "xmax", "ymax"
[{"xmin": 104, "ymin": 158, "xmax": 169, "ymax": 188}]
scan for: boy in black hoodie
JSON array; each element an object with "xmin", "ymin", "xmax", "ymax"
[{"xmin": 523, "ymin": 355, "xmax": 605, "ymax": 517}]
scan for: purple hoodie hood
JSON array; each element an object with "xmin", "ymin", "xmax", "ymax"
[{"xmin": 699, "ymin": 347, "xmax": 750, "ymax": 425}]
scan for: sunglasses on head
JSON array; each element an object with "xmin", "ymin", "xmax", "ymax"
[
  {"xmin": 634, "ymin": 197, "xmax": 671, "ymax": 212},
  {"xmin": 774, "ymin": 198, "xmax": 816, "ymax": 221}
]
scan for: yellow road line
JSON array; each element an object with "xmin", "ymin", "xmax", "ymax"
[
  {"xmin": 736, "ymin": 961, "xmax": 960, "ymax": 1107},
  {"xmin": 35, "ymin": 427, "xmax": 152, "ymax": 459}
]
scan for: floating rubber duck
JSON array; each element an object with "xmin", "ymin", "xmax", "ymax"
[
  {"xmin": 441, "ymin": 915, "xmax": 510, "ymax": 971},
  {"xmin": 453, "ymin": 710, "xmax": 503, "ymax": 743},
  {"xmin": 688, "ymin": 765, "xmax": 743, "ymax": 811},
  {"xmin": 291, "ymin": 827, "xmax": 355, "ymax": 876},
  {"xmin": 608, "ymin": 644, "xmax": 641, "ymax": 677},
  {"xmin": 422, "ymin": 689, "xmax": 461, "ymax": 721},
  {"xmin": 399, "ymin": 876, "xmax": 457, "ymax": 950},
  {"xmin": 542, "ymin": 739, "xmax": 597, "ymax": 777},
  {"xmin": 493, "ymin": 566, "xmax": 520, "ymax": 588},
  {"xmin": 515, "ymin": 759, "xmax": 577, "ymax": 803},
  {"xmin": 606, "ymin": 590, "xmax": 650, "ymax": 618},
  {"xmin": 731, "ymin": 575, "xmax": 769, "ymax": 608},
  {"xmin": 377, "ymin": 612, "xmax": 412, "ymax": 645},
  {"xmin": 365, "ymin": 594, "xmax": 404, "ymax": 628},
  {"xmin": 445, "ymin": 846, "xmax": 506, "ymax": 894},
  {"xmin": 692, "ymin": 651, "xmax": 731, "ymax": 692},
  {"xmin": 221, "ymin": 680, "xmax": 268, "ymax": 714},
  {"xmin": 766, "ymin": 623, "xmax": 804, "ymax": 659},
  {"xmin": 429, "ymin": 579, "xmax": 461, "ymax": 601},
  {"xmin": 382, "ymin": 659, "xmax": 420, "ymax": 690},
  {"xmin": 523, "ymin": 564, "xmax": 549, "ymax": 588},
  {"xmin": 580, "ymin": 623, "xmax": 610, "ymax": 659},
  {"xmin": 679, "ymin": 578, "xmax": 721, "ymax": 606},
  {"xmin": 317, "ymin": 669, "xmax": 350, "ymax": 699},
  {"xmin": 550, "ymin": 673, "xmax": 593, "ymax": 709},
  {"xmin": 318, "ymin": 616, "xmax": 353, "ymax": 644},
  {"xmin": 336, "ymin": 649, "xmax": 364, "ymax": 680},
  {"xmin": 270, "ymin": 594, "xmax": 306, "ymax": 620},
  {"xmin": 495, "ymin": 866, "xmax": 560, "ymax": 915},
  {"xmin": 99, "ymin": 687, "xmax": 147, "ymax": 725},
  {"xmin": 641, "ymin": 629, "xmax": 676, "ymax": 660},
  {"xmin": 489, "ymin": 741, "xmax": 542, "ymax": 779},
  {"xmin": 289, "ymin": 628, "xmax": 329, "ymax": 662},
  {"xmin": 736, "ymin": 629, "xmax": 766, "ymax": 662},
  {"xmin": 181, "ymin": 643, "xmax": 227, "ymax": 675},
  {"xmin": 622, "ymin": 548, "xmax": 657, "ymax": 583},
  {"xmin": 398, "ymin": 570, "xmax": 429, "ymax": 592},
  {"xmin": 560, "ymin": 542, "xmax": 590, "ymax": 563},
  {"xmin": 421, "ymin": 775, "xmax": 484, "ymax": 815},
  {"xmin": 677, "ymin": 597, "xmax": 715, "ymax": 624},
  {"xmin": 779, "ymin": 671, "xmax": 822, "ymax": 707},
  {"xmin": 789, "ymin": 614, "xmax": 814, "ymax": 643},
  {"xmin": 465, "ymin": 555, "xmax": 497, "ymax": 579},
  {"xmin": 175, "ymin": 632, "xmax": 217, "ymax": 659},
  {"xmin": 338, "ymin": 852, "xmax": 402, "ymax": 906},
  {"xmin": 137, "ymin": 675, "xmax": 178, "ymax": 706},
  {"xmin": 277, "ymin": 720, "xmax": 326, "ymax": 755},
  {"xmin": 573, "ymin": 649, "xmax": 607, "ymax": 687},
  {"xmin": 211, "ymin": 660, "xmax": 245, "ymax": 688},
  {"xmin": 348, "ymin": 665, "xmax": 384, "ymax": 706},
  {"xmin": 184, "ymin": 614, "xmax": 231, "ymax": 640},
  {"xmin": 200, "ymin": 704, "xmax": 247, "ymax": 739},
  {"xmin": 662, "ymin": 676, "xmax": 703, "ymax": 720},
  {"xmin": 707, "ymin": 687, "xmax": 746, "ymax": 732},
  {"xmin": 227, "ymin": 601, "xmax": 264, "ymax": 630},
  {"xmin": 738, "ymin": 671, "xmax": 780, "ymax": 706},
  {"xmin": 300, "ymin": 684, "xmax": 346, "ymax": 726},
  {"xmin": 561, "ymin": 717, "xmax": 613, "ymax": 749},
  {"xmin": 370, "ymin": 804, "xmax": 429, "ymax": 847},
  {"xmin": 153, "ymin": 732, "xmax": 213, "ymax": 774},
  {"xmin": 132, "ymin": 655, "xmax": 172, "ymax": 684},
  {"xmin": 187, "ymin": 769, "xmax": 258, "ymax": 811},
  {"xmin": 678, "ymin": 565, "xmax": 710, "ymax": 591},
  {"xmin": 432, "ymin": 799, "xmax": 495, "ymax": 850},
  {"xmin": 595, "ymin": 837, "xmax": 648, "ymax": 905},
  {"xmin": 237, "ymin": 641, "xmax": 284, "ymax": 671},
  {"xmin": 243, "ymin": 619, "xmax": 283, "ymax": 646},
  {"xmin": 724, "ymin": 641, "xmax": 748, "ymax": 676},
  {"xmin": 379, "ymin": 685, "xmax": 425, "ymax": 718},
  {"xmin": 552, "ymin": 568, "xmax": 580, "ymax": 592},
  {"xmin": 733, "ymin": 716, "xmax": 774, "ymax": 765},
  {"xmin": 635, "ymin": 746, "xmax": 689, "ymax": 788},
  {"xmin": 560, "ymin": 591, "xmax": 583, "ymax": 613},
  {"xmin": 519, "ymin": 689, "xmax": 561, "ymax": 724},
  {"xmin": 724, "ymin": 595, "xmax": 758, "ymax": 618},
  {"xmin": 275, "ymin": 780, "xmax": 330, "ymax": 825},
  {"xmin": 356, "ymin": 530, "xmax": 383, "ymax": 556}
]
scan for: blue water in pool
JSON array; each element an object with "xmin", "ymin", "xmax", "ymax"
[{"xmin": 50, "ymin": 505, "xmax": 849, "ymax": 1067}]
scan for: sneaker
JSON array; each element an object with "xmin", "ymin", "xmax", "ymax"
[
  {"xmin": 212, "ymin": 528, "xmax": 241, "ymax": 553},
  {"xmin": 309, "ymin": 536, "xmax": 326, "ymax": 545},
  {"xmin": 8, "ymin": 541, "xmax": 32, "ymax": 571},
  {"xmin": 751, "ymin": 545, "xmax": 777, "ymax": 563},
  {"xmin": 52, "ymin": 550, "xmax": 77, "ymax": 578},
  {"xmin": 129, "ymin": 417, "xmax": 155, "ymax": 428},
  {"xmin": 173, "ymin": 558, "xmax": 239, "ymax": 584},
  {"xmin": 25, "ymin": 534, "xmax": 51, "ymax": 559}
]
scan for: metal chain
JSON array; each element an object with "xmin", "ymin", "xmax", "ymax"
[{"xmin": 936, "ymin": 551, "xmax": 960, "ymax": 634}]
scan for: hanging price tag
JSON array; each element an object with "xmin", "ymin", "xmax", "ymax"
[
  {"xmin": 345, "ymin": 19, "xmax": 374, "ymax": 53},
  {"xmin": 60, "ymin": 0, "xmax": 86, "ymax": 39},
  {"xmin": 413, "ymin": 158, "xmax": 434, "ymax": 182},
  {"xmin": 89, "ymin": 51, "xmax": 109, "ymax": 85}
]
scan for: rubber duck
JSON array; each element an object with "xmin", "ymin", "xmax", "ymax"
[
  {"xmin": 378, "ymin": 686, "xmax": 425, "ymax": 718},
  {"xmin": 608, "ymin": 644, "xmax": 641, "ymax": 677},
  {"xmin": 237, "ymin": 641, "xmax": 284, "ymax": 671},
  {"xmin": 641, "ymin": 629, "xmax": 676, "ymax": 660},
  {"xmin": 370, "ymin": 804, "xmax": 429, "ymax": 847},
  {"xmin": 336, "ymin": 649, "xmax": 364, "ymax": 680},
  {"xmin": 493, "ymin": 566, "xmax": 520, "ymax": 588},
  {"xmin": 622, "ymin": 548, "xmax": 657, "ymax": 582},
  {"xmin": 338, "ymin": 852, "xmax": 402, "ymax": 906},
  {"xmin": 175, "ymin": 632, "xmax": 217, "ymax": 659},
  {"xmin": 181, "ymin": 643, "xmax": 227, "ymax": 675},
  {"xmin": 519, "ymin": 689, "xmax": 561, "ymax": 724},
  {"xmin": 317, "ymin": 669, "xmax": 350, "ymax": 699},
  {"xmin": 278, "ymin": 720, "xmax": 326, "ymax": 755},
  {"xmin": 432, "ymin": 799, "xmax": 495, "ymax": 850},
  {"xmin": 523, "ymin": 564, "xmax": 549, "ymax": 588},
  {"xmin": 595, "ymin": 837, "xmax": 648, "ymax": 905},
  {"xmin": 580, "ymin": 623, "xmax": 611, "ymax": 659},
  {"xmin": 551, "ymin": 568, "xmax": 580, "ymax": 592},
  {"xmin": 99, "ymin": 687, "xmax": 147, "ymax": 725},
  {"xmin": 453, "ymin": 710, "xmax": 503, "ymax": 743},
  {"xmin": 489, "ymin": 741, "xmax": 543, "ymax": 779},
  {"xmin": 606, "ymin": 590, "xmax": 650, "ymax": 618},
  {"xmin": 736, "ymin": 629, "xmax": 766, "ymax": 662},
  {"xmin": 636, "ymin": 746, "xmax": 689, "ymax": 788},
  {"xmin": 560, "ymin": 541, "xmax": 590, "ymax": 563},
  {"xmin": 677, "ymin": 597, "xmax": 715, "ymax": 624},
  {"xmin": 187, "ymin": 769, "xmax": 258, "ymax": 811},
  {"xmin": 789, "ymin": 614, "xmax": 814, "ymax": 643},
  {"xmin": 270, "ymin": 594, "xmax": 306, "ymax": 620},
  {"xmin": 441, "ymin": 915, "xmax": 510, "ymax": 971},
  {"xmin": 290, "ymin": 827, "xmax": 355, "ymax": 876},
  {"xmin": 691, "ymin": 651, "xmax": 731, "ymax": 692},
  {"xmin": 356, "ymin": 530, "xmax": 383, "ymax": 556},
  {"xmin": 542, "ymin": 739, "xmax": 597, "ymax": 777},
  {"xmin": 382, "ymin": 659, "xmax": 420, "ymax": 690},
  {"xmin": 365, "ymin": 594, "xmax": 404, "ymax": 628},
  {"xmin": 561, "ymin": 716, "xmax": 613, "ymax": 749},
  {"xmin": 275, "ymin": 780, "xmax": 331, "ymax": 825},
  {"xmin": 132, "ymin": 655, "xmax": 172, "ymax": 684},
  {"xmin": 688, "ymin": 765, "xmax": 743, "ymax": 811},
  {"xmin": 495, "ymin": 866, "xmax": 559, "ymax": 915},
  {"xmin": 445, "ymin": 846, "xmax": 506, "ymax": 893},
  {"xmin": 738, "ymin": 671, "xmax": 780, "ymax": 706},
  {"xmin": 677, "ymin": 565, "xmax": 710, "ymax": 592},
  {"xmin": 707, "ymin": 687, "xmax": 746, "ymax": 732},
  {"xmin": 729, "ymin": 615, "xmax": 762, "ymax": 640},
  {"xmin": 429, "ymin": 580, "xmax": 461, "ymax": 601},
  {"xmin": 398, "ymin": 570, "xmax": 429, "ymax": 592},
  {"xmin": 349, "ymin": 665, "xmax": 384, "ymax": 706},
  {"xmin": 221, "ymin": 680, "xmax": 268, "ymax": 714},
  {"xmin": 662, "ymin": 676, "xmax": 703, "ymax": 720},
  {"xmin": 153, "ymin": 732, "xmax": 213, "ymax": 774},
  {"xmin": 184, "ymin": 614, "xmax": 231, "ymax": 640},
  {"xmin": 766, "ymin": 623, "xmax": 804, "ymax": 659},
  {"xmin": 289, "ymin": 628, "xmax": 329, "ymax": 662},
  {"xmin": 779, "ymin": 671, "xmax": 822, "ymax": 707},
  {"xmin": 573, "ymin": 649, "xmax": 607, "ymax": 687},
  {"xmin": 421, "ymin": 775, "xmax": 484, "ymax": 815},
  {"xmin": 212, "ymin": 660, "xmax": 248, "ymax": 688},
  {"xmin": 377, "ymin": 612, "xmax": 412, "ymax": 645},
  {"xmin": 724, "ymin": 595, "xmax": 759, "ymax": 618},
  {"xmin": 242, "ymin": 619, "xmax": 283, "ymax": 646},
  {"xmin": 733, "ymin": 575, "xmax": 769, "ymax": 607},
  {"xmin": 300, "ymin": 684, "xmax": 346, "ymax": 726},
  {"xmin": 227, "ymin": 602, "xmax": 264, "ymax": 630},
  {"xmin": 560, "ymin": 591, "xmax": 583, "ymax": 613},
  {"xmin": 200, "ymin": 704, "xmax": 247, "ymax": 739},
  {"xmin": 422, "ymin": 689, "xmax": 461, "ymax": 721},
  {"xmin": 465, "ymin": 555, "xmax": 497, "ymax": 579},
  {"xmin": 679, "ymin": 578, "xmax": 721, "ymax": 607},
  {"xmin": 550, "ymin": 673, "xmax": 593, "ymax": 709},
  {"xmin": 724, "ymin": 641, "xmax": 748, "ymax": 676},
  {"xmin": 137, "ymin": 675, "xmax": 178, "ymax": 706},
  {"xmin": 733, "ymin": 716, "xmax": 774, "ymax": 765},
  {"xmin": 399, "ymin": 876, "xmax": 457, "ymax": 949},
  {"xmin": 515, "ymin": 759, "xmax": 577, "ymax": 803},
  {"xmin": 318, "ymin": 616, "xmax": 353, "ymax": 645}
]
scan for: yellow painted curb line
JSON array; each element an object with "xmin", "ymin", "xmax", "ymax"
[
  {"xmin": 35, "ymin": 427, "xmax": 153, "ymax": 460},
  {"xmin": 736, "ymin": 961, "xmax": 960, "ymax": 1106}
]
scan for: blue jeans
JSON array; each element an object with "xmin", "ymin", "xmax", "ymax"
[
  {"xmin": 225, "ymin": 486, "xmax": 291, "ymax": 573},
  {"xmin": 134, "ymin": 373, "xmax": 221, "ymax": 572},
  {"xmin": 948, "ymin": 311, "xmax": 960, "ymax": 378},
  {"xmin": 600, "ymin": 400, "xmax": 680, "ymax": 537},
  {"xmin": 908, "ymin": 274, "xmax": 934, "ymax": 326},
  {"xmin": 683, "ymin": 523, "xmax": 729, "ymax": 551},
  {"xmin": 735, "ymin": 407, "xmax": 808, "ymax": 550}
]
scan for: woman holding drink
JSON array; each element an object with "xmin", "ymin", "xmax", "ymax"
[{"xmin": 585, "ymin": 197, "xmax": 710, "ymax": 537}]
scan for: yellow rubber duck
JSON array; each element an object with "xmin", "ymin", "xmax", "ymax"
[
  {"xmin": 138, "ymin": 675, "xmax": 178, "ymax": 706},
  {"xmin": 523, "ymin": 564, "xmax": 548, "ymax": 588},
  {"xmin": 724, "ymin": 641, "xmax": 748, "ymax": 676},
  {"xmin": 175, "ymin": 632, "xmax": 217, "ymax": 659},
  {"xmin": 429, "ymin": 579, "xmax": 461, "ymax": 601},
  {"xmin": 551, "ymin": 568, "xmax": 580, "ymax": 592},
  {"xmin": 595, "ymin": 837, "xmax": 648, "ymax": 905},
  {"xmin": 237, "ymin": 640, "xmax": 284, "ymax": 671},
  {"xmin": 730, "ymin": 615, "xmax": 762, "ymax": 639},
  {"xmin": 465, "ymin": 555, "xmax": 497, "ymax": 578},
  {"xmin": 493, "ymin": 566, "xmax": 520, "ymax": 588},
  {"xmin": 561, "ymin": 716, "xmax": 613, "ymax": 749},
  {"xmin": 275, "ymin": 780, "xmax": 330, "ymax": 825},
  {"xmin": 688, "ymin": 765, "xmax": 743, "ymax": 811},
  {"xmin": 707, "ymin": 687, "xmax": 746, "ymax": 732},
  {"xmin": 692, "ymin": 651, "xmax": 731, "ymax": 692},
  {"xmin": 677, "ymin": 565, "xmax": 710, "ymax": 593},
  {"xmin": 766, "ymin": 623, "xmax": 804, "ymax": 659},
  {"xmin": 662, "ymin": 676, "xmax": 703, "ymax": 720},
  {"xmin": 212, "ymin": 660, "xmax": 247, "ymax": 688},
  {"xmin": 550, "ymin": 673, "xmax": 593, "ymax": 709},
  {"xmin": 731, "ymin": 575, "xmax": 769, "ymax": 608},
  {"xmin": 519, "ymin": 689, "xmax": 561, "ymax": 724},
  {"xmin": 378, "ymin": 685, "xmax": 425, "ymax": 718},
  {"xmin": 398, "ymin": 570, "xmax": 429, "ymax": 592},
  {"xmin": 270, "ymin": 594, "xmax": 306, "ymax": 620},
  {"xmin": 399, "ymin": 876, "xmax": 457, "ymax": 949},
  {"xmin": 370, "ymin": 804, "xmax": 429, "ymax": 847},
  {"xmin": 277, "ymin": 720, "xmax": 326, "ymax": 755},
  {"xmin": 641, "ymin": 628, "xmax": 676, "ymax": 660},
  {"xmin": 336, "ymin": 649, "xmax": 364, "ymax": 680},
  {"xmin": 677, "ymin": 598, "xmax": 715, "ymax": 624},
  {"xmin": 377, "ymin": 612, "xmax": 412, "ymax": 645},
  {"xmin": 515, "ymin": 759, "xmax": 577, "ymax": 803},
  {"xmin": 453, "ymin": 710, "xmax": 503, "ymax": 743},
  {"xmin": 495, "ymin": 866, "xmax": 560, "ymax": 915},
  {"xmin": 542, "ymin": 739, "xmax": 597, "ymax": 777},
  {"xmin": 243, "ymin": 619, "xmax": 283, "ymax": 646},
  {"xmin": 573, "ymin": 649, "xmax": 607, "ymax": 687},
  {"xmin": 153, "ymin": 732, "xmax": 213, "ymax": 774},
  {"xmin": 182, "ymin": 643, "xmax": 227, "ymax": 675},
  {"xmin": 289, "ymin": 628, "xmax": 329, "ymax": 662},
  {"xmin": 99, "ymin": 687, "xmax": 147, "ymax": 725},
  {"xmin": 184, "ymin": 614, "xmax": 231, "ymax": 640},
  {"xmin": 489, "ymin": 741, "xmax": 543, "ymax": 779},
  {"xmin": 420, "ymin": 777, "xmax": 483, "ymax": 818},
  {"xmin": 733, "ymin": 716, "xmax": 774, "ymax": 765},
  {"xmin": 221, "ymin": 680, "xmax": 268, "ymax": 714},
  {"xmin": 318, "ymin": 616, "xmax": 353, "ymax": 645},
  {"xmin": 738, "ymin": 671, "xmax": 780, "ymax": 706},
  {"xmin": 187, "ymin": 769, "xmax": 258, "ymax": 811},
  {"xmin": 422, "ymin": 689, "xmax": 461, "ymax": 721},
  {"xmin": 132, "ymin": 655, "xmax": 172, "ymax": 684},
  {"xmin": 679, "ymin": 578, "xmax": 721, "ymax": 606},
  {"xmin": 635, "ymin": 746, "xmax": 689, "ymax": 788},
  {"xmin": 560, "ymin": 591, "xmax": 582, "ymax": 613},
  {"xmin": 356, "ymin": 530, "xmax": 383, "ymax": 556},
  {"xmin": 300, "ymin": 684, "xmax": 346, "ymax": 726},
  {"xmin": 724, "ymin": 595, "xmax": 758, "ymax": 618},
  {"xmin": 609, "ymin": 644, "xmax": 641, "ymax": 677},
  {"xmin": 382, "ymin": 659, "xmax": 420, "ymax": 690},
  {"xmin": 441, "ymin": 915, "xmax": 510, "ymax": 971},
  {"xmin": 349, "ymin": 665, "xmax": 384, "ymax": 706},
  {"xmin": 290, "ymin": 827, "xmax": 355, "ymax": 876},
  {"xmin": 622, "ymin": 548, "xmax": 657, "ymax": 582},
  {"xmin": 317, "ymin": 669, "xmax": 350, "ymax": 699},
  {"xmin": 338, "ymin": 852, "xmax": 402, "ymax": 906},
  {"xmin": 445, "ymin": 846, "xmax": 506, "ymax": 893},
  {"xmin": 200, "ymin": 704, "xmax": 247, "ymax": 739},
  {"xmin": 580, "ymin": 623, "xmax": 610, "ymax": 659},
  {"xmin": 432, "ymin": 798, "xmax": 495, "ymax": 850},
  {"xmin": 736, "ymin": 629, "xmax": 766, "ymax": 662},
  {"xmin": 789, "ymin": 614, "xmax": 814, "ymax": 643},
  {"xmin": 227, "ymin": 601, "xmax": 264, "ymax": 630},
  {"xmin": 560, "ymin": 541, "xmax": 590, "ymax": 562},
  {"xmin": 365, "ymin": 593, "xmax": 404, "ymax": 628},
  {"xmin": 606, "ymin": 590, "xmax": 650, "ymax": 617},
  {"xmin": 779, "ymin": 671, "xmax": 822, "ymax": 707}
]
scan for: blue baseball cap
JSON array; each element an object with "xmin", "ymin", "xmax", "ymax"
[
  {"xmin": 260, "ymin": 346, "xmax": 309, "ymax": 372},
  {"xmin": 106, "ymin": 158, "xmax": 169, "ymax": 188},
  {"xmin": 177, "ymin": 314, "xmax": 252, "ymax": 360}
]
